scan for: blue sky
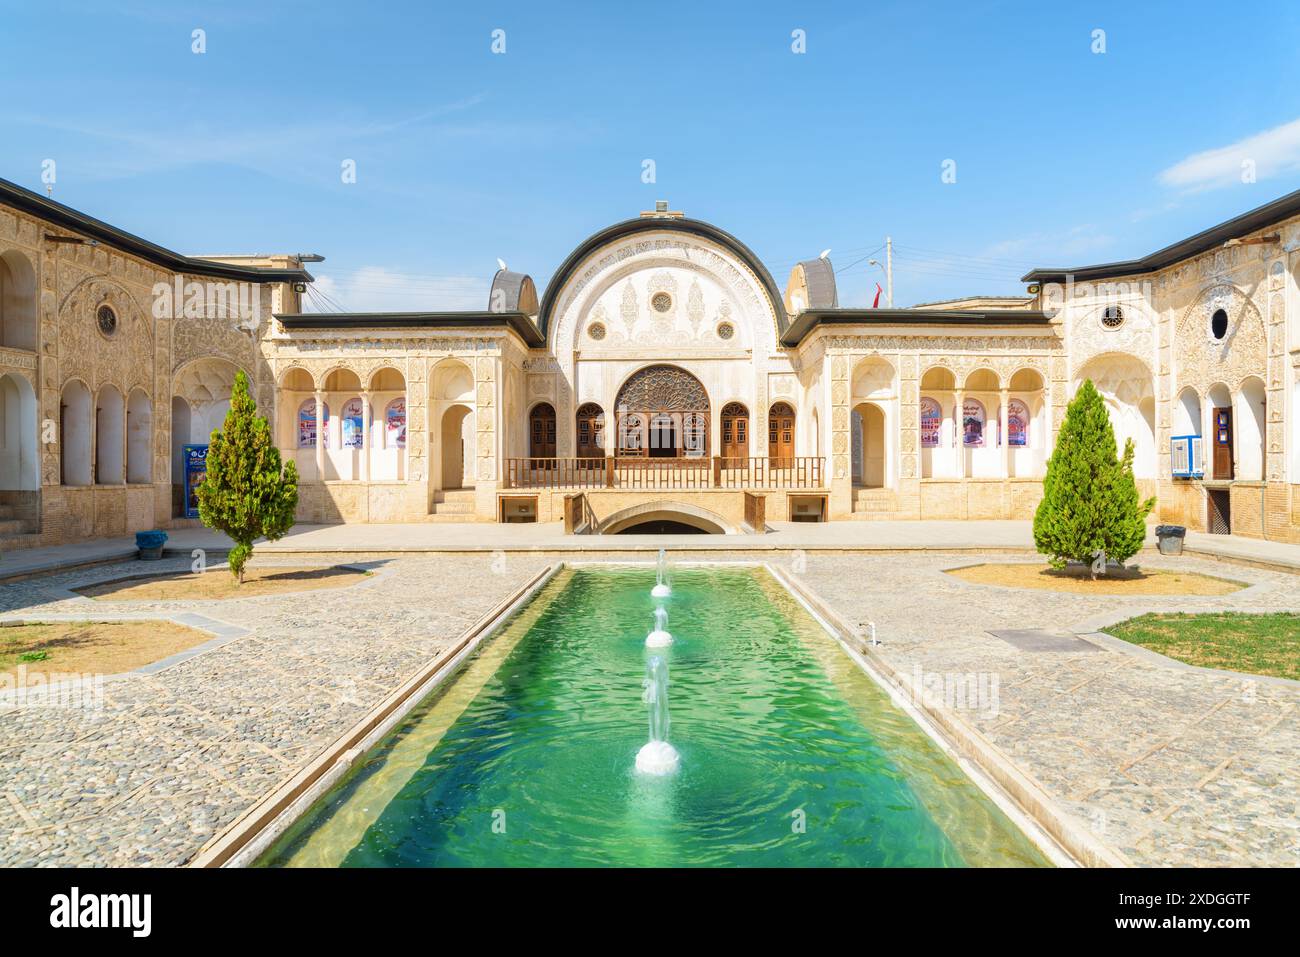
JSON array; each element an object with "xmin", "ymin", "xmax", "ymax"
[{"xmin": 3, "ymin": 0, "xmax": 1300, "ymax": 310}]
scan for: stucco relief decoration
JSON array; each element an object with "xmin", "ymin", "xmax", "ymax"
[
  {"xmin": 1174, "ymin": 283, "xmax": 1266, "ymax": 392},
  {"xmin": 58, "ymin": 278, "xmax": 154, "ymax": 394}
]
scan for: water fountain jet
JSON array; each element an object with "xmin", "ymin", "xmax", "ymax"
[
  {"xmin": 645, "ymin": 605, "xmax": 673, "ymax": 648},
  {"xmin": 651, "ymin": 548, "xmax": 672, "ymax": 598},
  {"xmin": 635, "ymin": 655, "xmax": 679, "ymax": 775}
]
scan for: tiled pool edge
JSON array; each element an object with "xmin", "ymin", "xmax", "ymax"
[
  {"xmin": 188, "ymin": 562, "xmax": 562, "ymax": 868},
  {"xmin": 767, "ymin": 564, "xmax": 1128, "ymax": 869}
]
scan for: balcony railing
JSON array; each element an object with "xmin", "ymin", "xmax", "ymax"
[{"xmin": 503, "ymin": 456, "xmax": 825, "ymax": 491}]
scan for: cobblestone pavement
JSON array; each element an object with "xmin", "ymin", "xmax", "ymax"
[
  {"xmin": 792, "ymin": 552, "xmax": 1300, "ymax": 867},
  {"xmin": 0, "ymin": 550, "xmax": 1296, "ymax": 867},
  {"xmin": 0, "ymin": 553, "xmax": 551, "ymax": 866}
]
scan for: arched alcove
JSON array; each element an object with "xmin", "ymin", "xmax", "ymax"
[
  {"xmin": 0, "ymin": 373, "xmax": 38, "ymax": 491},
  {"xmin": 95, "ymin": 385, "xmax": 125, "ymax": 485},
  {"xmin": 0, "ymin": 250, "xmax": 38, "ymax": 351},
  {"xmin": 126, "ymin": 389, "xmax": 152, "ymax": 484}
]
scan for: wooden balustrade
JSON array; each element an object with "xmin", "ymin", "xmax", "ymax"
[{"xmin": 503, "ymin": 456, "xmax": 825, "ymax": 490}]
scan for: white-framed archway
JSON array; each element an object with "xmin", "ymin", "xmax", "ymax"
[
  {"xmin": 1074, "ymin": 353, "xmax": 1157, "ymax": 479},
  {"xmin": 0, "ymin": 373, "xmax": 38, "ymax": 491}
]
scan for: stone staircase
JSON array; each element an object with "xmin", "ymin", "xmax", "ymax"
[
  {"xmin": 427, "ymin": 488, "xmax": 480, "ymax": 522},
  {"xmin": 0, "ymin": 503, "xmax": 40, "ymax": 550},
  {"xmin": 849, "ymin": 486, "xmax": 900, "ymax": 520}
]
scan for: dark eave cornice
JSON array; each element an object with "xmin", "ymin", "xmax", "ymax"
[
  {"xmin": 537, "ymin": 216, "xmax": 787, "ymax": 339},
  {"xmin": 1021, "ymin": 187, "xmax": 1300, "ymax": 283},
  {"xmin": 0, "ymin": 176, "xmax": 313, "ymax": 283},
  {"xmin": 780, "ymin": 308, "xmax": 1054, "ymax": 347},
  {"xmin": 275, "ymin": 311, "xmax": 544, "ymax": 346}
]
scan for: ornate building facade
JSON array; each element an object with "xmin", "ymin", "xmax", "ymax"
[{"xmin": 1, "ymin": 178, "xmax": 1297, "ymax": 544}]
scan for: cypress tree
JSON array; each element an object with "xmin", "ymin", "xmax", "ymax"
[
  {"xmin": 195, "ymin": 371, "xmax": 299, "ymax": 583},
  {"xmin": 1033, "ymin": 379, "xmax": 1154, "ymax": 577}
]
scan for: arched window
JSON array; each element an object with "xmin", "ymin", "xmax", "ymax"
[
  {"xmin": 683, "ymin": 412, "xmax": 707, "ymax": 458},
  {"xmin": 1006, "ymin": 399, "xmax": 1029, "ymax": 448},
  {"xmin": 529, "ymin": 402, "xmax": 556, "ymax": 458},
  {"xmin": 298, "ymin": 398, "xmax": 328, "ymax": 448},
  {"xmin": 721, "ymin": 402, "xmax": 749, "ymax": 460},
  {"xmin": 385, "ymin": 398, "xmax": 406, "ymax": 449},
  {"xmin": 768, "ymin": 402, "xmax": 795, "ymax": 462},
  {"xmin": 960, "ymin": 398, "xmax": 986, "ymax": 447},
  {"xmin": 575, "ymin": 403, "xmax": 604, "ymax": 459},
  {"xmin": 127, "ymin": 389, "xmax": 152, "ymax": 483},
  {"xmin": 340, "ymin": 396, "xmax": 366, "ymax": 449},
  {"xmin": 919, "ymin": 397, "xmax": 941, "ymax": 448},
  {"xmin": 619, "ymin": 413, "xmax": 646, "ymax": 454},
  {"xmin": 95, "ymin": 385, "xmax": 125, "ymax": 484}
]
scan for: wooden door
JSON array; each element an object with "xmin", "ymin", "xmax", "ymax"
[
  {"xmin": 575, "ymin": 404, "xmax": 603, "ymax": 460},
  {"xmin": 768, "ymin": 402, "xmax": 795, "ymax": 464},
  {"xmin": 721, "ymin": 402, "xmax": 748, "ymax": 461},
  {"xmin": 1212, "ymin": 406, "xmax": 1233, "ymax": 480},
  {"xmin": 529, "ymin": 403, "xmax": 556, "ymax": 462}
]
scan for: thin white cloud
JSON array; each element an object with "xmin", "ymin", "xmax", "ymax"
[
  {"xmin": 307, "ymin": 267, "xmax": 488, "ymax": 313},
  {"xmin": 1159, "ymin": 118, "xmax": 1300, "ymax": 192}
]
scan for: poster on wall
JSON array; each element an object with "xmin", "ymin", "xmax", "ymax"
[
  {"xmin": 341, "ymin": 397, "xmax": 365, "ymax": 449},
  {"xmin": 919, "ymin": 397, "xmax": 941, "ymax": 448},
  {"xmin": 1007, "ymin": 400, "xmax": 1029, "ymax": 447},
  {"xmin": 298, "ymin": 400, "xmax": 329, "ymax": 448},
  {"xmin": 183, "ymin": 444, "xmax": 208, "ymax": 519},
  {"xmin": 961, "ymin": 398, "xmax": 985, "ymax": 447},
  {"xmin": 386, "ymin": 398, "xmax": 407, "ymax": 448}
]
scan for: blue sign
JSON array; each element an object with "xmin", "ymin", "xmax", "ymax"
[{"xmin": 183, "ymin": 444, "xmax": 209, "ymax": 519}]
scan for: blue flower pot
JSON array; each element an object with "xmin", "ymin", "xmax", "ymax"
[{"xmin": 136, "ymin": 530, "xmax": 168, "ymax": 560}]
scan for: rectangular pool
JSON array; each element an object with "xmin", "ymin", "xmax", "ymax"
[{"xmin": 259, "ymin": 566, "xmax": 1049, "ymax": 867}]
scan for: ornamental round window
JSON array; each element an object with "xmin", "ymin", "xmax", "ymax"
[
  {"xmin": 716, "ymin": 321, "xmax": 735, "ymax": 340},
  {"xmin": 96, "ymin": 304, "xmax": 118, "ymax": 336},
  {"xmin": 1101, "ymin": 305, "xmax": 1124, "ymax": 329},
  {"xmin": 587, "ymin": 321, "xmax": 606, "ymax": 341},
  {"xmin": 651, "ymin": 292, "xmax": 673, "ymax": 313},
  {"xmin": 1210, "ymin": 308, "xmax": 1228, "ymax": 341}
]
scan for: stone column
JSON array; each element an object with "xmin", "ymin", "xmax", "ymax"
[
  {"xmin": 314, "ymin": 389, "xmax": 325, "ymax": 480},
  {"xmin": 361, "ymin": 389, "xmax": 371, "ymax": 483},
  {"xmin": 953, "ymin": 388, "xmax": 965, "ymax": 479},
  {"xmin": 1000, "ymin": 388, "xmax": 1011, "ymax": 478}
]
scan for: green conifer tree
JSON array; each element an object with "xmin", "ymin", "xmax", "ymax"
[
  {"xmin": 195, "ymin": 371, "xmax": 299, "ymax": 583},
  {"xmin": 1033, "ymin": 379, "xmax": 1154, "ymax": 576}
]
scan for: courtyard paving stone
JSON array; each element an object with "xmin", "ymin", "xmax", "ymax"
[
  {"xmin": 0, "ymin": 548, "xmax": 1295, "ymax": 867},
  {"xmin": 792, "ymin": 551, "xmax": 1299, "ymax": 866}
]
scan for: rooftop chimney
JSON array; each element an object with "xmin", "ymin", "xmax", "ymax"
[{"xmin": 640, "ymin": 200, "xmax": 684, "ymax": 219}]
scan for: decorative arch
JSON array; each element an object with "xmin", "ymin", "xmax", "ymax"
[
  {"xmin": 1075, "ymin": 352, "xmax": 1157, "ymax": 478},
  {"xmin": 614, "ymin": 364, "xmax": 710, "ymax": 458},
  {"xmin": 539, "ymin": 216, "xmax": 787, "ymax": 342},
  {"xmin": 0, "ymin": 372, "xmax": 38, "ymax": 491},
  {"xmin": 126, "ymin": 388, "xmax": 152, "ymax": 484},
  {"xmin": 597, "ymin": 500, "xmax": 737, "ymax": 535},
  {"xmin": 851, "ymin": 355, "xmax": 895, "ymax": 399}
]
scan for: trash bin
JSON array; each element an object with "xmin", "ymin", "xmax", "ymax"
[
  {"xmin": 135, "ymin": 529, "xmax": 168, "ymax": 561},
  {"xmin": 1155, "ymin": 524, "xmax": 1185, "ymax": 556}
]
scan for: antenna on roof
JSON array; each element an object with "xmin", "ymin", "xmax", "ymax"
[
  {"xmin": 496, "ymin": 258, "xmax": 508, "ymax": 272},
  {"xmin": 818, "ymin": 248, "xmax": 831, "ymax": 260}
]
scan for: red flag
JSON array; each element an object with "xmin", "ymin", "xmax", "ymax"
[{"xmin": 872, "ymin": 283, "xmax": 883, "ymax": 308}]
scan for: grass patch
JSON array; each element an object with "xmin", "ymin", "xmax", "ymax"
[
  {"xmin": 1, "ymin": 620, "xmax": 216, "ymax": 682},
  {"xmin": 946, "ymin": 562, "xmax": 1245, "ymax": 596},
  {"xmin": 77, "ymin": 565, "xmax": 370, "ymax": 601},
  {"xmin": 1106, "ymin": 612, "xmax": 1300, "ymax": 680}
]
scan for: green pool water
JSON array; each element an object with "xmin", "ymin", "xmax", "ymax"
[{"xmin": 260, "ymin": 565, "xmax": 1049, "ymax": 867}]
